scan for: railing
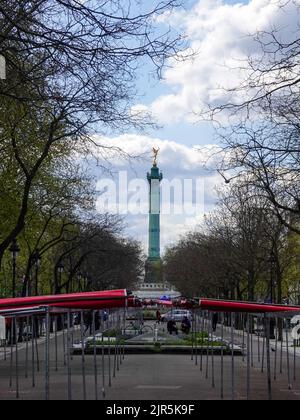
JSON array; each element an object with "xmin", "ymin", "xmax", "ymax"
[
  {"xmin": 0, "ymin": 293, "xmax": 299, "ymax": 400},
  {"xmin": 189, "ymin": 309, "xmax": 300, "ymax": 400},
  {"xmin": 0, "ymin": 307, "xmax": 127, "ymax": 400}
]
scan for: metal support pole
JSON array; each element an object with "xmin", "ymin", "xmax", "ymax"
[
  {"xmin": 9, "ymin": 324, "xmax": 13, "ymax": 389},
  {"xmin": 293, "ymin": 338, "xmax": 297, "ymax": 382},
  {"xmin": 257, "ymin": 316, "xmax": 261, "ymax": 364},
  {"xmin": 247, "ymin": 314, "xmax": 251, "ymax": 400},
  {"xmin": 191, "ymin": 311, "xmax": 194, "ymax": 361},
  {"xmin": 31, "ymin": 316, "xmax": 35, "ymax": 388},
  {"xmin": 108, "ymin": 335, "xmax": 112, "ymax": 388},
  {"xmin": 261, "ymin": 330, "xmax": 265, "ymax": 374},
  {"xmin": 231, "ymin": 314, "xmax": 235, "ymax": 401},
  {"xmin": 242, "ymin": 314, "xmax": 245, "ymax": 363},
  {"xmin": 67, "ymin": 310, "xmax": 72, "ymax": 401},
  {"xmin": 211, "ymin": 315, "xmax": 215, "ymax": 389},
  {"xmin": 35, "ymin": 330, "xmax": 40, "ymax": 372},
  {"xmin": 102, "ymin": 333, "xmax": 106, "ymax": 398},
  {"xmin": 274, "ymin": 317, "xmax": 278, "ymax": 381},
  {"xmin": 45, "ymin": 308, "xmax": 50, "ymax": 401},
  {"xmin": 286, "ymin": 318, "xmax": 292, "ymax": 390},
  {"xmin": 200, "ymin": 311, "xmax": 204, "ymax": 372},
  {"xmin": 54, "ymin": 316, "xmax": 58, "ymax": 372},
  {"xmin": 25, "ymin": 316, "xmax": 29, "ymax": 379},
  {"xmin": 80, "ymin": 310, "xmax": 87, "ymax": 400},
  {"xmin": 251, "ymin": 315, "xmax": 254, "ymax": 368},
  {"xmin": 15, "ymin": 318, "xmax": 19, "ymax": 399},
  {"xmin": 113, "ymin": 339, "xmax": 117, "ymax": 379},
  {"xmin": 62, "ymin": 315, "xmax": 66, "ymax": 367},
  {"xmin": 195, "ymin": 311, "xmax": 198, "ymax": 366},
  {"xmin": 280, "ymin": 330, "xmax": 283, "ymax": 375},
  {"xmin": 265, "ymin": 314, "xmax": 272, "ymax": 401},
  {"xmin": 92, "ymin": 310, "xmax": 99, "ymax": 401},
  {"xmin": 205, "ymin": 312, "xmax": 210, "ymax": 380},
  {"xmin": 220, "ymin": 312, "xmax": 224, "ymax": 400}
]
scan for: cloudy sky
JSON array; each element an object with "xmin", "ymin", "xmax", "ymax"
[{"xmin": 91, "ymin": 0, "xmax": 298, "ymax": 254}]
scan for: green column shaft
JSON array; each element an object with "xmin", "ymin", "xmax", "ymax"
[{"xmin": 149, "ymin": 214, "xmax": 160, "ymax": 259}]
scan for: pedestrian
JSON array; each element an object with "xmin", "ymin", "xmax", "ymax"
[
  {"xmin": 5, "ymin": 317, "xmax": 12, "ymax": 344},
  {"xmin": 102, "ymin": 310, "xmax": 109, "ymax": 322},
  {"xmin": 95, "ymin": 311, "xmax": 101, "ymax": 331},
  {"xmin": 212, "ymin": 313, "xmax": 218, "ymax": 332},
  {"xmin": 181, "ymin": 316, "xmax": 191, "ymax": 334},
  {"xmin": 167, "ymin": 320, "xmax": 178, "ymax": 335},
  {"xmin": 84, "ymin": 311, "xmax": 93, "ymax": 335},
  {"xmin": 156, "ymin": 310, "xmax": 161, "ymax": 324},
  {"xmin": 6, "ymin": 317, "xmax": 18, "ymax": 344}
]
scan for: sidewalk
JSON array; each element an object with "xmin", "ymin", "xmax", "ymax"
[
  {"xmin": 0, "ymin": 319, "xmax": 300, "ymax": 400},
  {"xmin": 127, "ymin": 322, "xmax": 184, "ymax": 344},
  {"xmin": 0, "ymin": 326, "xmax": 80, "ymax": 361},
  {"xmin": 213, "ymin": 321, "xmax": 300, "ymax": 358}
]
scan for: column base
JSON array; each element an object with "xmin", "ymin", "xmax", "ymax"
[{"xmin": 145, "ymin": 258, "xmax": 163, "ymax": 284}]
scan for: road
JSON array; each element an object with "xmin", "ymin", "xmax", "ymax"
[{"xmin": 0, "ymin": 320, "xmax": 299, "ymax": 400}]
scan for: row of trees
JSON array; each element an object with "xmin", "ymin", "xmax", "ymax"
[
  {"xmin": 0, "ymin": 0, "xmax": 184, "ymax": 297},
  {"xmin": 212, "ymin": 0, "xmax": 300, "ymax": 235},
  {"xmin": 164, "ymin": 181, "xmax": 300, "ymax": 303},
  {"xmin": 165, "ymin": 0, "xmax": 300, "ymax": 303}
]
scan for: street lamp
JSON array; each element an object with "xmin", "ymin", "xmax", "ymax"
[
  {"xmin": 77, "ymin": 272, "xmax": 82, "ymax": 292},
  {"xmin": 33, "ymin": 250, "xmax": 41, "ymax": 296},
  {"xmin": 270, "ymin": 254, "xmax": 277, "ymax": 304},
  {"xmin": 9, "ymin": 238, "xmax": 20, "ymax": 298},
  {"xmin": 82, "ymin": 272, "xmax": 88, "ymax": 292},
  {"xmin": 84, "ymin": 274, "xmax": 89, "ymax": 291},
  {"xmin": 57, "ymin": 261, "xmax": 64, "ymax": 275},
  {"xmin": 269, "ymin": 254, "xmax": 277, "ymax": 339},
  {"xmin": 55, "ymin": 261, "xmax": 65, "ymax": 331},
  {"xmin": 57, "ymin": 261, "xmax": 64, "ymax": 290}
]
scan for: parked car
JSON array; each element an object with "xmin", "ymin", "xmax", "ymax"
[{"xmin": 161, "ymin": 309, "xmax": 193, "ymax": 323}]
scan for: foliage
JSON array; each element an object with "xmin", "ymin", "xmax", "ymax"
[
  {"xmin": 164, "ymin": 182, "xmax": 300, "ymax": 304},
  {"xmin": 208, "ymin": 0, "xmax": 300, "ymax": 235},
  {"xmin": 0, "ymin": 0, "xmax": 183, "ymax": 295}
]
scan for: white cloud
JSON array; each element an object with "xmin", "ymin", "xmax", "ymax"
[
  {"xmin": 87, "ymin": 0, "xmax": 300, "ymax": 254},
  {"xmin": 143, "ymin": 0, "xmax": 300, "ymax": 124},
  {"xmin": 92, "ymin": 133, "xmax": 221, "ymax": 173},
  {"xmin": 90, "ymin": 133, "xmax": 224, "ymax": 252}
]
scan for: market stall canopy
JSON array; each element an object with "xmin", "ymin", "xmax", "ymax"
[
  {"xmin": 199, "ymin": 299, "xmax": 300, "ymax": 314},
  {"xmin": 0, "ymin": 290, "xmax": 133, "ymax": 313}
]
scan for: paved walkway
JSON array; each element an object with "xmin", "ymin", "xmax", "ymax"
[
  {"xmin": 127, "ymin": 321, "xmax": 186, "ymax": 344},
  {"xmin": 0, "ymin": 319, "xmax": 299, "ymax": 400}
]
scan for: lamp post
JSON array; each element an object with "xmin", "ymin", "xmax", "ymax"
[
  {"xmin": 86, "ymin": 275, "xmax": 91, "ymax": 291},
  {"xmin": 9, "ymin": 238, "xmax": 20, "ymax": 298},
  {"xmin": 83, "ymin": 273, "xmax": 88, "ymax": 291},
  {"xmin": 269, "ymin": 254, "xmax": 277, "ymax": 339},
  {"xmin": 33, "ymin": 250, "xmax": 41, "ymax": 296},
  {"xmin": 57, "ymin": 261, "xmax": 64, "ymax": 287},
  {"xmin": 77, "ymin": 272, "xmax": 82, "ymax": 292},
  {"xmin": 55, "ymin": 262, "xmax": 65, "ymax": 332},
  {"xmin": 270, "ymin": 254, "xmax": 277, "ymax": 304}
]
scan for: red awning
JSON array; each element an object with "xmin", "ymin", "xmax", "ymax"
[
  {"xmin": 199, "ymin": 299, "xmax": 300, "ymax": 313},
  {"xmin": 157, "ymin": 299, "xmax": 173, "ymax": 306},
  {"xmin": 0, "ymin": 290, "xmax": 128, "ymax": 312}
]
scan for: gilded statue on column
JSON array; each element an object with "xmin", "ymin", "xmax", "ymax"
[{"xmin": 152, "ymin": 147, "xmax": 160, "ymax": 166}]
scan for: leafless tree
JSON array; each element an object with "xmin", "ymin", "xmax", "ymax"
[
  {"xmin": 207, "ymin": 0, "xmax": 300, "ymax": 234},
  {"xmin": 164, "ymin": 180, "xmax": 296, "ymax": 305},
  {"xmin": 0, "ymin": 0, "xmax": 186, "ymax": 266}
]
